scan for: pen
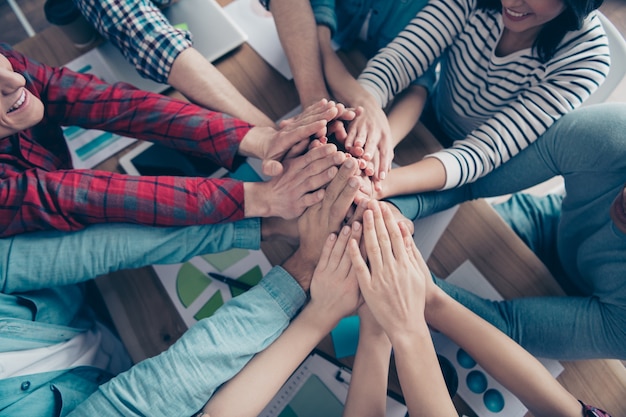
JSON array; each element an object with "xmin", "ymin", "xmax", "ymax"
[{"xmin": 208, "ymin": 272, "xmax": 254, "ymax": 291}]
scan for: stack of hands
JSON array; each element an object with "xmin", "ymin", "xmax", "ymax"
[{"xmin": 241, "ymin": 98, "xmax": 389, "ymax": 222}]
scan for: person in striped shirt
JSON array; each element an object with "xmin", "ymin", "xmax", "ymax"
[{"xmin": 353, "ymin": 0, "xmax": 610, "ymax": 198}]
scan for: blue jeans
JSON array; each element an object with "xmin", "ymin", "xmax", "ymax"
[
  {"xmin": 389, "ymin": 103, "xmax": 626, "ymax": 359},
  {"xmin": 1, "ymin": 220, "xmax": 307, "ymax": 416}
]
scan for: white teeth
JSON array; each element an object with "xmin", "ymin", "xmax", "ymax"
[
  {"xmin": 8, "ymin": 90, "xmax": 25, "ymax": 114},
  {"xmin": 506, "ymin": 8, "xmax": 528, "ymax": 17}
]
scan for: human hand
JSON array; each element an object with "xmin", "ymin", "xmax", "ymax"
[
  {"xmin": 379, "ymin": 200, "xmax": 414, "ymax": 235},
  {"xmin": 349, "ymin": 201, "xmax": 428, "ymax": 342},
  {"xmin": 278, "ymin": 101, "xmax": 356, "ymax": 152},
  {"xmin": 326, "ymin": 103, "xmax": 357, "ymax": 144},
  {"xmin": 343, "ymin": 104, "xmax": 394, "ymax": 181},
  {"xmin": 281, "ymin": 157, "xmax": 360, "ymax": 290},
  {"xmin": 240, "ymin": 99, "xmax": 341, "ymax": 177},
  {"xmin": 353, "ymin": 168, "xmax": 375, "ymax": 203},
  {"xmin": 309, "ymin": 223, "xmax": 363, "ymax": 322},
  {"xmin": 357, "ymin": 303, "xmax": 387, "ymax": 340},
  {"xmin": 244, "ymin": 144, "xmax": 346, "ymax": 219},
  {"xmin": 347, "ymin": 199, "xmax": 414, "ymax": 237}
]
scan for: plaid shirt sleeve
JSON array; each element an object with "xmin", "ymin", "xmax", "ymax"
[
  {"xmin": 73, "ymin": 0, "xmax": 192, "ymax": 83},
  {"xmin": 0, "ymin": 45, "xmax": 253, "ymax": 237}
]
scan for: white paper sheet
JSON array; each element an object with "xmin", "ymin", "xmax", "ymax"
[{"xmin": 225, "ymin": 0, "xmax": 294, "ymax": 79}]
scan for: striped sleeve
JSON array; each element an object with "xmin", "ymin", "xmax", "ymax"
[
  {"xmin": 358, "ymin": 0, "xmax": 473, "ymax": 107},
  {"xmin": 431, "ymin": 12, "xmax": 610, "ymax": 189}
]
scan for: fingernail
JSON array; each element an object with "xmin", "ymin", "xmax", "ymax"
[
  {"xmin": 342, "ymin": 225, "xmax": 351, "ymax": 235},
  {"xmin": 380, "ymin": 171, "xmax": 386, "ymax": 180},
  {"xmin": 363, "ymin": 153, "xmax": 371, "ymax": 160},
  {"xmin": 348, "ymin": 177, "xmax": 359, "ymax": 188},
  {"xmin": 352, "ymin": 221, "xmax": 361, "ymax": 231}
]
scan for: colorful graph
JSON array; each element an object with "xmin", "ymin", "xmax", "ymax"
[{"xmin": 155, "ymin": 247, "xmax": 271, "ymax": 327}]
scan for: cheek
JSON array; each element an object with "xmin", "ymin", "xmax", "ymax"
[
  {"xmin": 539, "ymin": 1, "xmax": 566, "ymax": 20},
  {"xmin": 21, "ymin": 92, "xmax": 45, "ymax": 129},
  {"xmin": 31, "ymin": 96, "xmax": 45, "ymax": 123}
]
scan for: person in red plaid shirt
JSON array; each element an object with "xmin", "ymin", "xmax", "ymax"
[{"xmin": 0, "ymin": 44, "xmax": 356, "ymax": 238}]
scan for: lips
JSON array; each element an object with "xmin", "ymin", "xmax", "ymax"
[
  {"xmin": 504, "ymin": 7, "xmax": 530, "ymax": 21},
  {"xmin": 7, "ymin": 89, "xmax": 26, "ymax": 114}
]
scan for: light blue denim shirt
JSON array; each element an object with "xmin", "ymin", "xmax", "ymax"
[{"xmin": 0, "ymin": 219, "xmax": 306, "ymax": 416}]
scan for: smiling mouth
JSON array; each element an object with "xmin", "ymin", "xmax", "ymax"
[
  {"xmin": 505, "ymin": 8, "xmax": 530, "ymax": 18},
  {"xmin": 7, "ymin": 90, "xmax": 26, "ymax": 114}
]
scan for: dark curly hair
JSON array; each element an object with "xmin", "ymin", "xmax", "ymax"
[{"xmin": 477, "ymin": 0, "xmax": 604, "ymax": 62}]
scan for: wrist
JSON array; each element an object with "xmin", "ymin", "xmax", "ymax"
[
  {"xmin": 359, "ymin": 325, "xmax": 391, "ymax": 348},
  {"xmin": 423, "ymin": 285, "xmax": 449, "ymax": 326},
  {"xmin": 388, "ymin": 319, "xmax": 430, "ymax": 349},
  {"xmin": 243, "ymin": 182, "xmax": 271, "ymax": 218},
  {"xmin": 239, "ymin": 126, "xmax": 274, "ymax": 159},
  {"xmin": 281, "ymin": 249, "xmax": 317, "ymax": 292},
  {"xmin": 296, "ymin": 304, "xmax": 340, "ymax": 336},
  {"xmin": 261, "ymin": 217, "xmax": 299, "ymax": 244}
]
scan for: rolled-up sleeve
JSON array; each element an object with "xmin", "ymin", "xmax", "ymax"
[
  {"xmin": 69, "ymin": 266, "xmax": 307, "ymax": 416},
  {"xmin": 74, "ymin": 0, "xmax": 192, "ymax": 83}
]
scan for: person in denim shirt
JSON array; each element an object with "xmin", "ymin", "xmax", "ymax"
[
  {"xmin": 264, "ymin": 0, "xmax": 437, "ymax": 186},
  {"xmin": 0, "ymin": 156, "xmax": 363, "ymax": 416},
  {"xmin": 387, "ymin": 102, "xmax": 626, "ymax": 360}
]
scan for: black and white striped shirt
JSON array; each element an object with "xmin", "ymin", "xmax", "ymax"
[{"xmin": 358, "ymin": 0, "xmax": 610, "ymax": 189}]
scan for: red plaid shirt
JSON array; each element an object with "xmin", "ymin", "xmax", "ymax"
[{"xmin": 0, "ymin": 44, "xmax": 253, "ymax": 237}]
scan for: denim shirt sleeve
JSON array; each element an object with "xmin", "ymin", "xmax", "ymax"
[
  {"xmin": 0, "ymin": 220, "xmax": 259, "ymax": 294},
  {"xmin": 385, "ymin": 195, "xmax": 421, "ymax": 221},
  {"xmin": 310, "ymin": 0, "xmax": 338, "ymax": 34},
  {"xmin": 69, "ymin": 266, "xmax": 307, "ymax": 417}
]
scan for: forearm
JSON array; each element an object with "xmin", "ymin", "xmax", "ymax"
[
  {"xmin": 317, "ymin": 27, "xmax": 360, "ymax": 105},
  {"xmin": 380, "ymin": 157, "xmax": 447, "ymax": 199},
  {"xmin": 204, "ymin": 304, "xmax": 339, "ymax": 417},
  {"xmin": 390, "ymin": 324, "xmax": 457, "ymax": 417},
  {"xmin": 343, "ymin": 331, "xmax": 392, "ymax": 417},
  {"xmin": 270, "ymin": 0, "xmax": 329, "ymax": 106},
  {"xmin": 387, "ymin": 85, "xmax": 428, "ymax": 146},
  {"xmin": 0, "ymin": 219, "xmax": 260, "ymax": 293},
  {"xmin": 168, "ymin": 48, "xmax": 274, "ymax": 126},
  {"xmin": 43, "ymin": 67, "xmax": 252, "ymax": 163},
  {"xmin": 434, "ymin": 277, "xmax": 626, "ymax": 360},
  {"xmin": 72, "ymin": 268, "xmax": 306, "ymax": 417},
  {"xmin": 425, "ymin": 288, "xmax": 582, "ymax": 417},
  {"xmin": 0, "ymin": 170, "xmax": 245, "ymax": 237}
]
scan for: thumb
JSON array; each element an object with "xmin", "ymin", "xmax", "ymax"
[{"xmin": 262, "ymin": 160, "xmax": 283, "ymax": 177}]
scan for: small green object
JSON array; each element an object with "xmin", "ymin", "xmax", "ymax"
[{"xmin": 174, "ymin": 22, "xmax": 189, "ymax": 31}]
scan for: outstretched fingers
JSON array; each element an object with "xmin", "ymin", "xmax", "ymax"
[{"xmin": 321, "ymin": 157, "xmax": 360, "ymax": 228}]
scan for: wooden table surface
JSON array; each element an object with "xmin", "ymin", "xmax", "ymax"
[{"xmin": 14, "ymin": 2, "xmax": 626, "ymax": 415}]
